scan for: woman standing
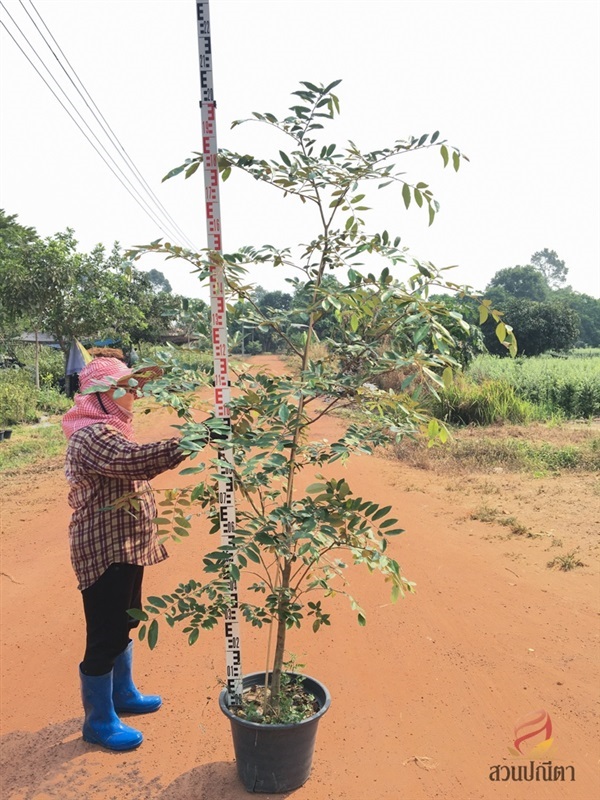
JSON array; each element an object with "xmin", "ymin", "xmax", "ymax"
[{"xmin": 62, "ymin": 357, "xmax": 190, "ymax": 751}]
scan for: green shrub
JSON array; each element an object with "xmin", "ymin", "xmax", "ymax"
[
  {"xmin": 35, "ymin": 386, "xmax": 72, "ymax": 415},
  {"xmin": 245, "ymin": 341, "xmax": 263, "ymax": 355},
  {"xmin": 0, "ymin": 372, "xmax": 39, "ymax": 427},
  {"xmin": 0, "ymin": 363, "xmax": 72, "ymax": 426},
  {"xmin": 12, "ymin": 344, "xmax": 66, "ymax": 388},
  {"xmin": 142, "ymin": 344, "xmax": 213, "ymax": 373}
]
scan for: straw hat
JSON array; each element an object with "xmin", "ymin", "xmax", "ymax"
[{"xmin": 78, "ymin": 357, "xmax": 163, "ymax": 394}]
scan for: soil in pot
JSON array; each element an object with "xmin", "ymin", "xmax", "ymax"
[{"xmin": 219, "ymin": 671, "xmax": 331, "ymax": 793}]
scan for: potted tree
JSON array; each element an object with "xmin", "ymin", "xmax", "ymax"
[{"xmin": 128, "ymin": 80, "xmax": 513, "ymax": 793}]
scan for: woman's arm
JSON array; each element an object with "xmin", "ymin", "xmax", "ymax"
[{"xmin": 74, "ymin": 424, "xmax": 187, "ymax": 481}]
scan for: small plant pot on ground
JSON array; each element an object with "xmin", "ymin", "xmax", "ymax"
[
  {"xmin": 0, "ymin": 429, "xmax": 13, "ymax": 441},
  {"xmin": 219, "ymin": 671, "xmax": 331, "ymax": 793}
]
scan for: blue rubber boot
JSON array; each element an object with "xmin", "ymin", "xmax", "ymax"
[
  {"xmin": 80, "ymin": 668, "xmax": 143, "ymax": 751},
  {"xmin": 112, "ymin": 641, "xmax": 162, "ymax": 714}
]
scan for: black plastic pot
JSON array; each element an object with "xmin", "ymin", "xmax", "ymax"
[
  {"xmin": 219, "ymin": 671, "xmax": 331, "ymax": 793},
  {"xmin": 0, "ymin": 429, "xmax": 12, "ymax": 441}
]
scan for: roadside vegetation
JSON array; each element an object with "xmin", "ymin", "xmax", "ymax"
[{"xmin": 466, "ymin": 352, "xmax": 600, "ymax": 419}]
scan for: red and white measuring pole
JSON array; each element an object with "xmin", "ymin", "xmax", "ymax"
[{"xmin": 195, "ymin": 0, "xmax": 243, "ymax": 706}]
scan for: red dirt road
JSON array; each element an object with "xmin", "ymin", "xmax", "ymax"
[{"xmin": 1, "ymin": 357, "xmax": 598, "ymax": 800}]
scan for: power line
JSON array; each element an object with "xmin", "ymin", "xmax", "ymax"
[
  {"xmin": 23, "ymin": 0, "xmax": 199, "ymax": 252},
  {"xmin": 0, "ymin": 2, "xmax": 199, "ymax": 251},
  {"xmin": 1, "ymin": 0, "xmax": 190, "ymax": 248}
]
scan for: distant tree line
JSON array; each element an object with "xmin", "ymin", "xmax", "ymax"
[
  {"xmin": 2, "ymin": 210, "xmax": 597, "ymax": 364},
  {"xmin": 229, "ymin": 249, "xmax": 598, "ymax": 359}
]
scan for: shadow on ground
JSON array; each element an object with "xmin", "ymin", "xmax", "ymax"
[
  {"xmin": 159, "ymin": 762, "xmax": 292, "ymax": 800},
  {"xmin": 0, "ymin": 722, "xmax": 290, "ymax": 800}
]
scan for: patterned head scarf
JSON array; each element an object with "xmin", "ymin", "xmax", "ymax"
[{"xmin": 61, "ymin": 357, "xmax": 162, "ymax": 440}]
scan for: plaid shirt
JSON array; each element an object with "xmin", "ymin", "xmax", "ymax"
[{"xmin": 65, "ymin": 423, "xmax": 185, "ymax": 590}]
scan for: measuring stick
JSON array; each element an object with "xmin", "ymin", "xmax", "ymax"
[{"xmin": 195, "ymin": 0, "xmax": 243, "ymax": 706}]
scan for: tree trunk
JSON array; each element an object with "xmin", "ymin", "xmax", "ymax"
[
  {"xmin": 34, "ymin": 329, "xmax": 40, "ymax": 390},
  {"xmin": 269, "ymin": 560, "xmax": 292, "ymax": 710}
]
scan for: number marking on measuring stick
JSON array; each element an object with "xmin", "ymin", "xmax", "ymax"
[{"xmin": 196, "ymin": 0, "xmax": 243, "ymax": 706}]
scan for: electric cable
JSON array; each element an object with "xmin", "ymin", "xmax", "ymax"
[
  {"xmin": 0, "ymin": 3, "xmax": 198, "ymax": 250},
  {"xmin": 22, "ymin": 0, "xmax": 199, "ymax": 252}
]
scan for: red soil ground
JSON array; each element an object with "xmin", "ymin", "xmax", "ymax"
[{"xmin": 1, "ymin": 356, "xmax": 598, "ymax": 799}]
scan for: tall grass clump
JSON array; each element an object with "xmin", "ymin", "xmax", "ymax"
[
  {"xmin": 467, "ymin": 354, "xmax": 600, "ymax": 418},
  {"xmin": 432, "ymin": 376, "xmax": 542, "ymax": 426}
]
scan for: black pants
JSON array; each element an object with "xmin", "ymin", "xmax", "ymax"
[{"xmin": 80, "ymin": 563, "xmax": 143, "ymax": 676}]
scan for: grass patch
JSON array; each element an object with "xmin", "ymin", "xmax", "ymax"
[
  {"xmin": 394, "ymin": 424, "xmax": 600, "ymax": 475},
  {"xmin": 470, "ymin": 505, "xmax": 536, "ymax": 537},
  {"xmin": 547, "ymin": 550, "xmax": 586, "ymax": 571},
  {"xmin": 0, "ymin": 423, "xmax": 66, "ymax": 473}
]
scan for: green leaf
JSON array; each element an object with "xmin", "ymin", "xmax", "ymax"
[
  {"xmin": 428, "ymin": 419, "xmax": 440, "ymax": 438},
  {"xmin": 414, "ymin": 188, "xmax": 423, "ymax": 208},
  {"xmin": 350, "ymin": 314, "xmax": 359, "ymax": 332},
  {"xmin": 148, "ymin": 619, "xmax": 159, "ymax": 650},
  {"xmin": 147, "ymin": 596, "xmax": 167, "ymax": 609},
  {"xmin": 127, "ymin": 608, "xmax": 148, "ymax": 622},
  {"xmin": 279, "ymin": 150, "xmax": 292, "ymax": 167},
  {"xmin": 306, "ymin": 483, "xmax": 327, "ymax": 494},
  {"xmin": 479, "ymin": 305, "xmax": 489, "ymax": 325},
  {"xmin": 428, "ymin": 204, "xmax": 435, "ymax": 226},
  {"xmin": 372, "ymin": 505, "xmax": 392, "ymax": 521},
  {"xmin": 278, "ymin": 404, "xmax": 290, "ymax": 423},
  {"xmin": 442, "ymin": 367, "xmax": 453, "ymax": 389},
  {"xmin": 185, "ymin": 161, "xmax": 200, "ymax": 179},
  {"xmin": 440, "ymin": 145, "xmax": 449, "ymax": 167},
  {"xmin": 357, "ymin": 613, "xmax": 366, "ymax": 627},
  {"xmin": 162, "ymin": 163, "xmax": 186, "ymax": 182},
  {"xmin": 188, "ymin": 628, "xmax": 200, "ymax": 646},
  {"xmin": 452, "ymin": 151, "xmax": 460, "ymax": 172},
  {"xmin": 402, "ymin": 183, "xmax": 411, "ymax": 209}
]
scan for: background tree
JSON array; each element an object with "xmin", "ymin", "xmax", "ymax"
[
  {"xmin": 553, "ymin": 288, "xmax": 600, "ymax": 347},
  {"xmin": 0, "ymin": 216, "xmax": 177, "ymax": 374},
  {"xmin": 0, "ymin": 216, "xmax": 74, "ymax": 386},
  {"xmin": 530, "ymin": 248, "xmax": 568, "ymax": 289},
  {"xmin": 145, "ymin": 267, "xmax": 173, "ymax": 294},
  {"xmin": 483, "ymin": 298, "xmax": 579, "ymax": 355},
  {"xmin": 486, "ymin": 265, "xmax": 550, "ymax": 303}
]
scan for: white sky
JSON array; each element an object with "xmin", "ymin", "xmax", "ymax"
[{"xmin": 1, "ymin": 0, "xmax": 599, "ymax": 301}]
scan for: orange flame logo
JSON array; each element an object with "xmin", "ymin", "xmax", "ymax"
[{"xmin": 509, "ymin": 709, "xmax": 554, "ymax": 758}]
